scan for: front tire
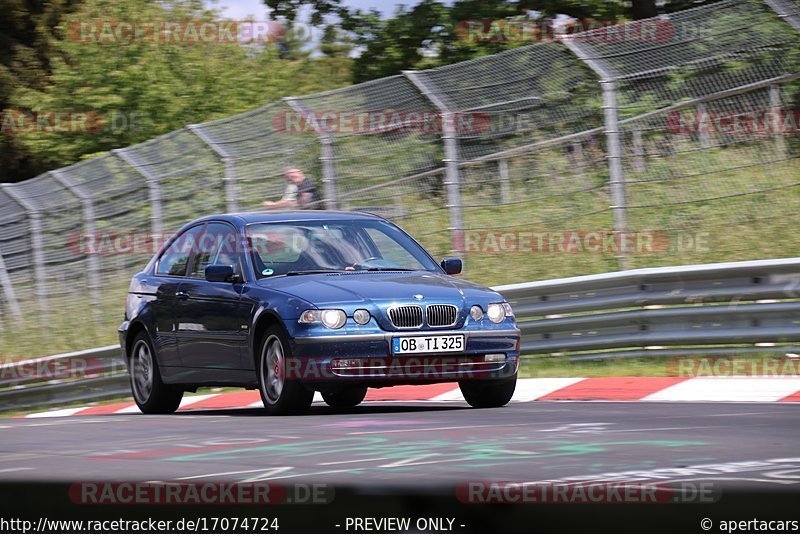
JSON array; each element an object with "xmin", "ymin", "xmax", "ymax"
[
  {"xmin": 459, "ymin": 374, "xmax": 517, "ymax": 408},
  {"xmin": 257, "ymin": 326, "xmax": 314, "ymax": 415},
  {"xmin": 129, "ymin": 332, "xmax": 183, "ymax": 414},
  {"xmin": 322, "ymin": 386, "xmax": 368, "ymax": 408}
]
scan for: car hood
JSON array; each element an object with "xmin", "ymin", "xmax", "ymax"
[{"xmin": 255, "ymin": 271, "xmax": 500, "ymax": 308}]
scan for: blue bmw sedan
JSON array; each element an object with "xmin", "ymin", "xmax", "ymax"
[{"xmin": 119, "ymin": 211, "xmax": 520, "ymax": 415}]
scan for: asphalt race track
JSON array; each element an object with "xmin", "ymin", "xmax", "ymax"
[{"xmin": 1, "ymin": 401, "xmax": 799, "ymax": 533}]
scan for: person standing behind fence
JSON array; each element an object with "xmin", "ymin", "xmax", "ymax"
[{"xmin": 262, "ymin": 167, "xmax": 321, "ymax": 209}]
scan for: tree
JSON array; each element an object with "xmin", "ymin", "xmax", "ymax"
[
  {"xmin": 262, "ymin": 0, "xmax": 726, "ymax": 84},
  {"xmin": 5, "ymin": 0, "xmax": 353, "ymax": 178},
  {"xmin": 0, "ymin": 0, "xmax": 84, "ymax": 183}
]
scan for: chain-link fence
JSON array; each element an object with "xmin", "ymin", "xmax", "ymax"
[{"xmin": 1, "ymin": 0, "xmax": 799, "ymax": 354}]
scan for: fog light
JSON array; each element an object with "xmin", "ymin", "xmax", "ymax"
[
  {"xmin": 353, "ymin": 309, "xmax": 371, "ymax": 325},
  {"xmin": 470, "ymin": 305, "xmax": 483, "ymax": 322},
  {"xmin": 484, "ymin": 353, "xmax": 506, "ymax": 362}
]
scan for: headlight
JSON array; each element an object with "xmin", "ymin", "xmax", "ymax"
[
  {"xmin": 487, "ymin": 302, "xmax": 513, "ymax": 323},
  {"xmin": 353, "ymin": 309, "xmax": 371, "ymax": 325},
  {"xmin": 298, "ymin": 309, "xmax": 347, "ymax": 329},
  {"xmin": 470, "ymin": 305, "xmax": 484, "ymax": 322}
]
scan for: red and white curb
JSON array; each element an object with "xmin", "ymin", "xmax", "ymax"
[{"xmin": 20, "ymin": 376, "xmax": 800, "ymax": 418}]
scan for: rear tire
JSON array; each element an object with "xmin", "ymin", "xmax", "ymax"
[
  {"xmin": 459, "ymin": 374, "xmax": 517, "ymax": 408},
  {"xmin": 257, "ymin": 326, "xmax": 314, "ymax": 415},
  {"xmin": 129, "ymin": 332, "xmax": 183, "ymax": 414},
  {"xmin": 322, "ymin": 386, "xmax": 368, "ymax": 408}
]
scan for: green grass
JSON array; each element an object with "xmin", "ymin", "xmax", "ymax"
[{"xmin": 1, "ymin": 140, "xmax": 799, "ymax": 366}]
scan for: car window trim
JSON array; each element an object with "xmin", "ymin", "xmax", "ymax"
[
  {"xmin": 186, "ymin": 220, "xmax": 247, "ymax": 283},
  {"xmin": 154, "ymin": 223, "xmax": 206, "ymax": 278}
]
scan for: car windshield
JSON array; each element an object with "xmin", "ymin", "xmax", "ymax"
[{"xmin": 246, "ymin": 219, "xmax": 439, "ymax": 279}]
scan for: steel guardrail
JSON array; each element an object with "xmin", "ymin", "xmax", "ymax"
[{"xmin": 3, "ymin": 257, "xmax": 800, "ymax": 412}]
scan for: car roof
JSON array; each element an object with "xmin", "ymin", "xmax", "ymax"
[{"xmin": 194, "ymin": 210, "xmax": 387, "ymax": 225}]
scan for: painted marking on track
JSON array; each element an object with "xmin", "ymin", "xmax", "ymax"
[
  {"xmin": 349, "ymin": 423, "xmax": 530, "ymax": 435},
  {"xmin": 0, "ymin": 468, "xmax": 34, "ymax": 474},
  {"xmin": 379, "ymin": 456, "xmax": 473, "ymax": 468},
  {"xmin": 238, "ymin": 468, "xmax": 362, "ymax": 481},
  {"xmin": 608, "ymin": 426, "xmax": 720, "ymax": 433},
  {"xmin": 318, "ymin": 457, "xmax": 390, "ymax": 466},
  {"xmin": 22, "ymin": 419, "xmax": 109, "ymax": 427},
  {"xmin": 703, "ymin": 412, "xmax": 775, "ymax": 417},
  {"xmin": 177, "ymin": 467, "xmax": 291, "ymax": 480},
  {"xmin": 242, "ymin": 467, "xmax": 295, "ymax": 482},
  {"xmin": 25, "ymin": 407, "xmax": 86, "ymax": 418},
  {"xmin": 379, "ymin": 454, "xmax": 441, "ymax": 468}
]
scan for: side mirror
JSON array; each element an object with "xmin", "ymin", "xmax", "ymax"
[
  {"xmin": 440, "ymin": 257, "xmax": 462, "ymax": 275},
  {"xmin": 205, "ymin": 264, "xmax": 241, "ymax": 283}
]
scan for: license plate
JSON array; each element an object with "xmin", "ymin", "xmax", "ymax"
[{"xmin": 392, "ymin": 334, "xmax": 465, "ymax": 354}]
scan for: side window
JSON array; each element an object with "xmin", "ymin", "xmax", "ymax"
[
  {"xmin": 155, "ymin": 224, "xmax": 206, "ymax": 277},
  {"xmin": 188, "ymin": 222, "xmax": 242, "ymax": 279}
]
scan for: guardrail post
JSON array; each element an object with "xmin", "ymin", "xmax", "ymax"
[
  {"xmin": 51, "ymin": 170, "xmax": 102, "ymax": 322},
  {"xmin": 284, "ymin": 97, "xmax": 338, "ymax": 210},
  {"xmin": 114, "ymin": 149, "xmax": 164, "ymax": 235},
  {"xmin": 1, "ymin": 184, "xmax": 48, "ymax": 320},
  {"xmin": 561, "ymin": 37, "xmax": 629, "ymax": 269},
  {"xmin": 0, "ymin": 247, "xmax": 21, "ymax": 319},
  {"xmin": 188, "ymin": 124, "xmax": 239, "ymax": 212},
  {"xmin": 403, "ymin": 70, "xmax": 465, "ymax": 255}
]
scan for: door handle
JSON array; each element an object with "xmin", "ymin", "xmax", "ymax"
[{"xmin": 175, "ymin": 291, "xmax": 189, "ymax": 300}]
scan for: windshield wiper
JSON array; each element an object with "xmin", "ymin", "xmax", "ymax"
[
  {"xmin": 363, "ymin": 267, "xmax": 415, "ymax": 271},
  {"xmin": 285, "ymin": 270, "xmax": 343, "ymax": 276}
]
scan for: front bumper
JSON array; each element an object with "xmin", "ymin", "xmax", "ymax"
[{"xmin": 286, "ymin": 327, "xmax": 521, "ymax": 385}]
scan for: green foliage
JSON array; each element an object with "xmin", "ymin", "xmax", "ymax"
[{"xmin": 3, "ymin": 0, "xmax": 353, "ymax": 181}]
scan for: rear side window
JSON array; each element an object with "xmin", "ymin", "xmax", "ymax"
[{"xmin": 155, "ymin": 224, "xmax": 205, "ymax": 277}]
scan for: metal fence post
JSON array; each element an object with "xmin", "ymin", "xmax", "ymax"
[
  {"xmin": 769, "ymin": 84, "xmax": 787, "ymax": 159},
  {"xmin": 188, "ymin": 124, "xmax": 239, "ymax": 212},
  {"xmin": 114, "ymin": 149, "xmax": 164, "ymax": 235},
  {"xmin": 763, "ymin": 0, "xmax": 800, "ymax": 33},
  {"xmin": 284, "ymin": 97, "xmax": 338, "ymax": 210},
  {"xmin": 51, "ymin": 170, "xmax": 102, "ymax": 321},
  {"xmin": 602, "ymin": 81, "xmax": 629, "ymax": 270},
  {"xmin": 561, "ymin": 37, "xmax": 629, "ymax": 269},
  {"xmin": 0, "ymin": 247, "xmax": 22, "ymax": 319},
  {"xmin": 403, "ymin": 71, "xmax": 465, "ymax": 255},
  {"xmin": 319, "ymin": 135, "xmax": 338, "ymax": 210},
  {"xmin": 498, "ymin": 158, "xmax": 511, "ymax": 204},
  {"xmin": 632, "ymin": 125, "xmax": 645, "ymax": 171},
  {"xmin": 697, "ymin": 103, "xmax": 711, "ymax": 149},
  {"xmin": 1, "ymin": 184, "xmax": 48, "ymax": 319}
]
